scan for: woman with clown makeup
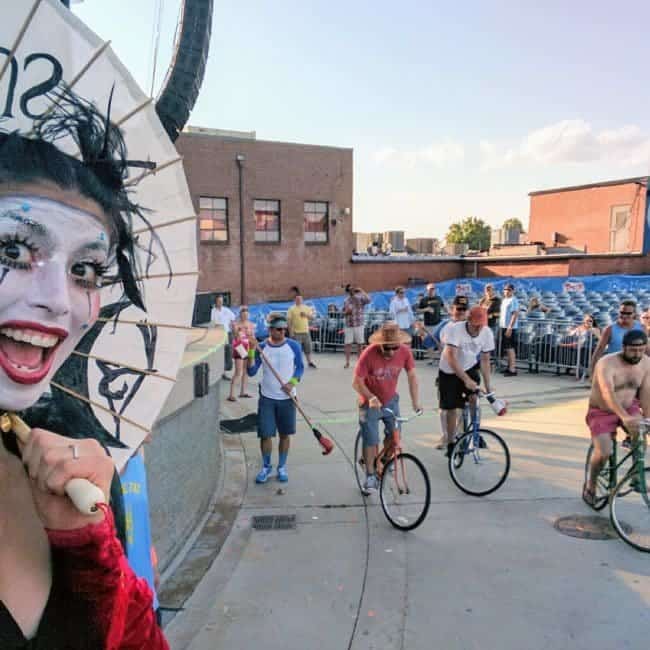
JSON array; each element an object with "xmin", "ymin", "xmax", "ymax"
[{"xmin": 0, "ymin": 90, "xmax": 169, "ymax": 648}]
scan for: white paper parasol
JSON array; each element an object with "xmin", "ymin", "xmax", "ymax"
[{"xmin": 1, "ymin": 0, "xmax": 198, "ymax": 469}]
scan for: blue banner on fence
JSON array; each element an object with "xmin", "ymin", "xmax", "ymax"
[{"xmin": 231, "ymin": 273, "xmax": 649, "ymax": 338}]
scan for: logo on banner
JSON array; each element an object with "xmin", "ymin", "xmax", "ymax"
[
  {"xmin": 456, "ymin": 283, "xmax": 472, "ymax": 296},
  {"xmin": 563, "ymin": 281, "xmax": 585, "ymax": 293}
]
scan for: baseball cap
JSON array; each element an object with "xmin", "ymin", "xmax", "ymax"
[
  {"xmin": 622, "ymin": 330, "xmax": 648, "ymax": 346},
  {"xmin": 468, "ymin": 306, "xmax": 488, "ymax": 326},
  {"xmin": 452, "ymin": 295, "xmax": 469, "ymax": 307},
  {"xmin": 268, "ymin": 315, "xmax": 288, "ymax": 329},
  {"xmin": 504, "ymin": 283, "xmax": 515, "ymax": 291}
]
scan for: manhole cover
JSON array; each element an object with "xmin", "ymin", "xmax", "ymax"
[
  {"xmin": 251, "ymin": 514, "xmax": 296, "ymax": 530},
  {"xmin": 554, "ymin": 514, "xmax": 631, "ymax": 540}
]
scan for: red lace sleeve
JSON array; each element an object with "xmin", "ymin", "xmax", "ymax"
[{"xmin": 47, "ymin": 505, "xmax": 169, "ymax": 650}]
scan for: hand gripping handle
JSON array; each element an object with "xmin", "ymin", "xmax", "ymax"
[{"xmin": 4, "ymin": 414, "xmax": 106, "ymax": 515}]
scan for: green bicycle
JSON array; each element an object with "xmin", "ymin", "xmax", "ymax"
[{"xmin": 583, "ymin": 418, "xmax": 650, "ymax": 552}]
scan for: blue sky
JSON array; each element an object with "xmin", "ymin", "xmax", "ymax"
[{"xmin": 75, "ymin": 0, "xmax": 650, "ymax": 239}]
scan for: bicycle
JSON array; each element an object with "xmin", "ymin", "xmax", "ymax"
[
  {"xmin": 354, "ymin": 407, "xmax": 431, "ymax": 531},
  {"xmin": 583, "ymin": 418, "xmax": 650, "ymax": 552},
  {"xmin": 448, "ymin": 392, "xmax": 511, "ymax": 496}
]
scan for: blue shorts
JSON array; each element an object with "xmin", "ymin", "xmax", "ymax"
[
  {"xmin": 358, "ymin": 395, "xmax": 400, "ymax": 448},
  {"xmin": 257, "ymin": 394, "xmax": 296, "ymax": 438}
]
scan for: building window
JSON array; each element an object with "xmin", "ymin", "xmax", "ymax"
[
  {"xmin": 254, "ymin": 199, "xmax": 280, "ymax": 242},
  {"xmin": 609, "ymin": 205, "xmax": 630, "ymax": 252},
  {"xmin": 199, "ymin": 197, "xmax": 228, "ymax": 242},
  {"xmin": 304, "ymin": 201, "xmax": 329, "ymax": 243}
]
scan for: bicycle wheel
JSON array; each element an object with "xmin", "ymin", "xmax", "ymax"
[
  {"xmin": 583, "ymin": 443, "xmax": 610, "ymax": 511},
  {"xmin": 610, "ymin": 467, "xmax": 650, "ymax": 552},
  {"xmin": 353, "ymin": 431, "xmax": 367, "ymax": 495},
  {"xmin": 448, "ymin": 429, "xmax": 510, "ymax": 496},
  {"xmin": 379, "ymin": 452, "xmax": 430, "ymax": 531}
]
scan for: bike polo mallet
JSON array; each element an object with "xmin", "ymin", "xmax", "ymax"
[
  {"xmin": 252, "ymin": 343, "xmax": 335, "ymax": 455},
  {"xmin": 0, "ymin": 412, "xmax": 106, "ymax": 515}
]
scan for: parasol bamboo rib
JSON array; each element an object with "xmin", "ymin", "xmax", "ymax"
[
  {"xmin": 50, "ymin": 381, "xmax": 151, "ymax": 434},
  {"xmin": 124, "ymin": 156, "xmax": 182, "ymax": 186},
  {"xmin": 96, "ymin": 317, "xmax": 203, "ymax": 332},
  {"xmin": 116, "ymin": 97, "xmax": 153, "ymax": 127},
  {"xmin": 133, "ymin": 215, "xmax": 198, "ymax": 235},
  {"xmin": 24, "ymin": 39, "xmax": 112, "ymax": 138},
  {"xmin": 71, "ymin": 351, "xmax": 177, "ymax": 382},
  {"xmin": 101, "ymin": 271, "xmax": 199, "ymax": 287},
  {"xmin": 0, "ymin": 0, "xmax": 43, "ymax": 84}
]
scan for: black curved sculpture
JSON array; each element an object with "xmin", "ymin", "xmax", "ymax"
[{"xmin": 155, "ymin": 0, "xmax": 214, "ymax": 141}]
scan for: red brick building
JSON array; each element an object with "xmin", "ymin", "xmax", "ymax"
[
  {"xmin": 177, "ymin": 128, "xmax": 354, "ymax": 304},
  {"xmin": 528, "ymin": 176, "xmax": 649, "ymax": 254}
]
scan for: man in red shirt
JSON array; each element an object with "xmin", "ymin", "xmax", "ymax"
[{"xmin": 352, "ymin": 321, "xmax": 422, "ymax": 493}]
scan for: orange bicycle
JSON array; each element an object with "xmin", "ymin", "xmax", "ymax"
[{"xmin": 354, "ymin": 408, "xmax": 430, "ymax": 530}]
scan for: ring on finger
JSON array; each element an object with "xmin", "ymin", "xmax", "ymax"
[{"xmin": 69, "ymin": 444, "xmax": 80, "ymax": 460}]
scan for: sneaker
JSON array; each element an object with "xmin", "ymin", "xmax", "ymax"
[
  {"xmin": 362, "ymin": 474, "xmax": 379, "ymax": 494},
  {"xmin": 277, "ymin": 466, "xmax": 289, "ymax": 482},
  {"xmin": 478, "ymin": 435, "xmax": 488, "ymax": 449},
  {"xmin": 434, "ymin": 436, "xmax": 446, "ymax": 450},
  {"xmin": 255, "ymin": 465, "xmax": 273, "ymax": 484},
  {"xmin": 308, "ymin": 362, "xmax": 317, "ymax": 369},
  {"xmin": 622, "ymin": 436, "xmax": 632, "ymax": 449},
  {"xmin": 503, "ymin": 369, "xmax": 518, "ymax": 377},
  {"xmin": 445, "ymin": 443, "xmax": 455, "ymax": 458}
]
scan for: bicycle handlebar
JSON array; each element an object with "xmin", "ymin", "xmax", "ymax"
[{"xmin": 381, "ymin": 407, "xmax": 423, "ymax": 423}]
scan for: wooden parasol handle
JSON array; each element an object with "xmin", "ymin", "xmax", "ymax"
[{"xmin": 1, "ymin": 413, "xmax": 106, "ymax": 516}]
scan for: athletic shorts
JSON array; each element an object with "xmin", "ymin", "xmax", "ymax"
[
  {"xmin": 499, "ymin": 328, "xmax": 518, "ymax": 351},
  {"xmin": 586, "ymin": 400, "xmax": 640, "ymax": 438},
  {"xmin": 358, "ymin": 395, "xmax": 399, "ymax": 448},
  {"xmin": 345, "ymin": 326, "xmax": 365, "ymax": 345},
  {"xmin": 438, "ymin": 364, "xmax": 480, "ymax": 411},
  {"xmin": 257, "ymin": 394, "xmax": 296, "ymax": 438},
  {"xmin": 292, "ymin": 332, "xmax": 312, "ymax": 355}
]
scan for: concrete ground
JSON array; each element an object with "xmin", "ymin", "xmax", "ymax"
[{"xmin": 165, "ymin": 353, "xmax": 650, "ymax": 650}]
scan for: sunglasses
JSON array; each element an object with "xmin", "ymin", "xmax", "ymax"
[
  {"xmin": 455, "ymin": 306, "xmax": 468, "ymax": 311},
  {"xmin": 382, "ymin": 345, "xmax": 399, "ymax": 352},
  {"xmin": 619, "ymin": 311, "xmax": 635, "ymax": 316}
]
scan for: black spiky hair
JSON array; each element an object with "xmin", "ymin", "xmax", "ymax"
[{"xmin": 0, "ymin": 86, "xmax": 159, "ymax": 311}]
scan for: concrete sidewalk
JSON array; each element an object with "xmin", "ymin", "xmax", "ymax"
[{"xmin": 165, "ymin": 354, "xmax": 650, "ymax": 650}]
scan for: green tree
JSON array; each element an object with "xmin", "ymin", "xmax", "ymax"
[
  {"xmin": 446, "ymin": 217, "xmax": 491, "ymax": 251},
  {"xmin": 502, "ymin": 217, "xmax": 524, "ymax": 232}
]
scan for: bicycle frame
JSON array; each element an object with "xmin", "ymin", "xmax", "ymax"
[
  {"xmin": 376, "ymin": 407, "xmax": 420, "ymax": 495},
  {"xmin": 601, "ymin": 420, "xmax": 650, "ymax": 502}
]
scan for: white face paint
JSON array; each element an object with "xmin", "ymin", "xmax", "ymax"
[{"xmin": 0, "ymin": 195, "xmax": 110, "ymax": 410}]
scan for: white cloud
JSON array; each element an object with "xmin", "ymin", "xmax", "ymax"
[
  {"xmin": 373, "ymin": 140, "xmax": 465, "ymax": 168},
  {"xmin": 480, "ymin": 120, "xmax": 650, "ymax": 171}
]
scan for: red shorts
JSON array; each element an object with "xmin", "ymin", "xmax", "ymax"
[{"xmin": 585, "ymin": 400, "xmax": 640, "ymax": 438}]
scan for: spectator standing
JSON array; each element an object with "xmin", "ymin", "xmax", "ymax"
[
  {"xmin": 479, "ymin": 284, "xmax": 501, "ymax": 331},
  {"xmin": 499, "ymin": 283, "xmax": 520, "ymax": 376},
  {"xmin": 389, "ymin": 286, "xmax": 415, "ymax": 334},
  {"xmin": 210, "ymin": 294, "xmax": 235, "ymax": 331},
  {"xmin": 287, "ymin": 293, "xmax": 317, "ymax": 369},
  {"xmin": 343, "ymin": 285, "xmax": 371, "ymax": 369},
  {"xmin": 641, "ymin": 309, "xmax": 650, "ymax": 355},
  {"xmin": 227, "ymin": 307, "xmax": 256, "ymax": 401},
  {"xmin": 589, "ymin": 300, "xmax": 644, "ymax": 375},
  {"xmin": 417, "ymin": 283, "xmax": 445, "ymax": 365},
  {"xmin": 527, "ymin": 297, "xmax": 550, "ymax": 315}
]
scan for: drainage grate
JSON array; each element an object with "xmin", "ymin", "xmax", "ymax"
[
  {"xmin": 554, "ymin": 514, "xmax": 630, "ymax": 540},
  {"xmin": 251, "ymin": 514, "xmax": 296, "ymax": 530}
]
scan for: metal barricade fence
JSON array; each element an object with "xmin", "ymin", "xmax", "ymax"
[
  {"xmin": 310, "ymin": 310, "xmax": 394, "ymax": 352},
  {"xmin": 495, "ymin": 319, "xmax": 597, "ymax": 378}
]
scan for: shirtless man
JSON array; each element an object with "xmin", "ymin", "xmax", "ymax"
[{"xmin": 584, "ymin": 330, "xmax": 650, "ymax": 505}]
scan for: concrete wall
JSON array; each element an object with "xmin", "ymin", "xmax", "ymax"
[
  {"xmin": 177, "ymin": 133, "xmax": 354, "ymax": 303},
  {"xmin": 146, "ymin": 330, "xmax": 225, "ymax": 573},
  {"xmin": 528, "ymin": 180, "xmax": 647, "ymax": 253}
]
